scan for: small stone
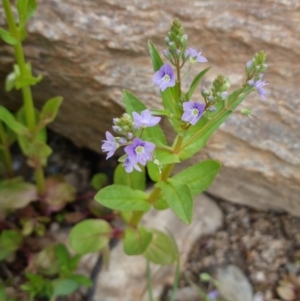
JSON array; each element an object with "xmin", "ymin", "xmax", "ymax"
[{"xmin": 217, "ymin": 265, "xmax": 253, "ymax": 301}]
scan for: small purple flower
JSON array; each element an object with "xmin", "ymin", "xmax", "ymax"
[
  {"xmin": 246, "ymin": 59, "xmax": 253, "ymax": 69},
  {"xmin": 181, "ymin": 101, "xmax": 206, "ymax": 125},
  {"xmin": 248, "ymin": 74, "xmax": 268, "ymax": 100},
  {"xmin": 133, "ymin": 109, "xmax": 161, "ymax": 129},
  {"xmin": 102, "ymin": 131, "xmax": 117, "ymax": 159},
  {"xmin": 185, "ymin": 48, "xmax": 208, "ymax": 63},
  {"xmin": 152, "ymin": 63, "xmax": 176, "ymax": 91},
  {"xmin": 123, "ymin": 156, "xmax": 141, "ymax": 173},
  {"xmin": 207, "ymin": 290, "xmax": 219, "ymax": 300},
  {"xmin": 124, "ymin": 138, "xmax": 155, "ymax": 166}
]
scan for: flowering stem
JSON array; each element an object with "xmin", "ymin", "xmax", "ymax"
[
  {"xmin": 129, "ymin": 133, "xmax": 184, "ymax": 226},
  {"xmin": 0, "ymin": 122, "xmax": 14, "ymax": 177},
  {"xmin": 175, "ymin": 59, "xmax": 181, "ymax": 98},
  {"xmin": 180, "ymin": 84, "xmax": 248, "ymax": 150},
  {"xmin": 2, "ymin": 0, "xmax": 46, "ymax": 195}
]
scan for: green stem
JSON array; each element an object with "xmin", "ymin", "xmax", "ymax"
[
  {"xmin": 2, "ymin": 0, "xmax": 36, "ymax": 132},
  {"xmin": 0, "ymin": 122, "xmax": 14, "ymax": 176},
  {"xmin": 176, "ymin": 59, "xmax": 181, "ymax": 98},
  {"xmin": 129, "ymin": 133, "xmax": 184, "ymax": 226},
  {"xmin": 180, "ymin": 84, "xmax": 248, "ymax": 150},
  {"xmin": 34, "ymin": 167, "xmax": 46, "ymax": 195}
]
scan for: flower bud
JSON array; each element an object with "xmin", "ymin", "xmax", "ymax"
[
  {"xmin": 119, "ymin": 137, "xmax": 127, "ymax": 144},
  {"xmin": 126, "ymin": 132, "xmax": 133, "ymax": 139}
]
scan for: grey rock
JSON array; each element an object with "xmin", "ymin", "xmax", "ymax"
[
  {"xmin": 0, "ymin": 0, "xmax": 300, "ymax": 215},
  {"xmin": 217, "ymin": 265, "xmax": 253, "ymax": 301}
]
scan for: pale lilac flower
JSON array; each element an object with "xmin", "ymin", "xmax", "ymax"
[
  {"xmin": 248, "ymin": 74, "xmax": 268, "ymax": 100},
  {"xmin": 152, "ymin": 63, "xmax": 176, "ymax": 91},
  {"xmin": 246, "ymin": 59, "xmax": 253, "ymax": 69},
  {"xmin": 123, "ymin": 156, "xmax": 141, "ymax": 173},
  {"xmin": 221, "ymin": 91, "xmax": 228, "ymax": 99},
  {"xmin": 102, "ymin": 131, "xmax": 117, "ymax": 159},
  {"xmin": 124, "ymin": 138, "xmax": 155, "ymax": 166},
  {"xmin": 181, "ymin": 101, "xmax": 206, "ymax": 125},
  {"xmin": 133, "ymin": 109, "xmax": 161, "ymax": 129},
  {"xmin": 185, "ymin": 48, "xmax": 208, "ymax": 63},
  {"xmin": 208, "ymin": 106, "xmax": 216, "ymax": 112},
  {"xmin": 207, "ymin": 290, "xmax": 219, "ymax": 300},
  {"xmin": 119, "ymin": 137, "xmax": 127, "ymax": 144}
]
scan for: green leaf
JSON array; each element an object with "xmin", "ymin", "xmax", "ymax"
[
  {"xmin": 16, "ymin": 106, "xmax": 47, "ymax": 143},
  {"xmin": 147, "ymin": 161, "xmax": 160, "ymax": 182},
  {"xmin": 5, "ymin": 70, "xmax": 17, "ymax": 91},
  {"xmin": 156, "ymin": 179, "xmax": 193, "ymax": 224},
  {"xmin": 0, "ymin": 28, "xmax": 18, "ymax": 45},
  {"xmin": 155, "ymin": 149, "xmax": 180, "ymax": 165},
  {"xmin": 0, "ymin": 230, "xmax": 23, "ymax": 253},
  {"xmin": 180, "ymin": 86, "xmax": 253, "ymax": 160},
  {"xmin": 0, "ymin": 106, "xmax": 29, "ymax": 136},
  {"xmin": 186, "ymin": 67, "xmax": 210, "ymax": 100},
  {"xmin": 17, "ymin": 0, "xmax": 37, "ymax": 27},
  {"xmin": 39, "ymin": 96, "xmax": 63, "ymax": 127},
  {"xmin": 52, "ymin": 279, "xmax": 78, "ymax": 297},
  {"xmin": 95, "ymin": 184, "xmax": 150, "ymax": 212},
  {"xmin": 173, "ymin": 160, "xmax": 221, "ymax": 196},
  {"xmin": 69, "ymin": 219, "xmax": 112, "ymax": 255},
  {"xmin": 91, "ymin": 173, "xmax": 108, "ymax": 190},
  {"xmin": 148, "ymin": 40, "xmax": 164, "ymax": 71},
  {"xmin": 0, "ymin": 177, "xmax": 37, "ymax": 210},
  {"xmin": 152, "ymin": 197, "xmax": 169, "ymax": 210},
  {"xmin": 26, "ymin": 140, "xmax": 52, "ymax": 159},
  {"xmin": 143, "ymin": 229, "xmax": 177, "ymax": 265},
  {"xmin": 124, "ymin": 226, "xmax": 153, "ymax": 255},
  {"xmin": 114, "ymin": 163, "xmax": 146, "ymax": 191},
  {"xmin": 55, "ymin": 243, "xmax": 70, "ymax": 264},
  {"xmin": 67, "ymin": 274, "xmax": 93, "ymax": 287},
  {"xmin": 15, "ymin": 74, "xmax": 43, "ymax": 89},
  {"xmin": 123, "ymin": 90, "xmax": 167, "ymax": 145}
]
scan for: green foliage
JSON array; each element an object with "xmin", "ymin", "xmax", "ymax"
[
  {"xmin": 148, "ymin": 40, "xmax": 164, "ymax": 72},
  {"xmin": 156, "ymin": 179, "xmax": 193, "ymax": 225},
  {"xmin": 123, "ymin": 226, "xmax": 153, "ymax": 255},
  {"xmin": 95, "ymin": 184, "xmax": 150, "ymax": 212},
  {"xmin": 0, "ymin": 28, "xmax": 18, "ymax": 45},
  {"xmin": 143, "ymin": 229, "xmax": 177, "ymax": 265},
  {"xmin": 0, "ymin": 106, "xmax": 29, "ymax": 136},
  {"xmin": 69, "ymin": 219, "xmax": 112, "ymax": 255},
  {"xmin": 186, "ymin": 67, "xmax": 211, "ymax": 100},
  {"xmin": 0, "ymin": 230, "xmax": 23, "ymax": 261},
  {"xmin": 179, "ymin": 86, "xmax": 253, "ymax": 160},
  {"xmin": 114, "ymin": 162, "xmax": 146, "ymax": 191},
  {"xmin": 17, "ymin": 0, "xmax": 38, "ymax": 27},
  {"xmin": 173, "ymin": 160, "xmax": 221, "ymax": 196},
  {"xmin": 38, "ymin": 96, "xmax": 63, "ymax": 128},
  {"xmin": 91, "ymin": 172, "xmax": 108, "ymax": 190},
  {"xmin": 0, "ymin": 177, "xmax": 37, "ymax": 211}
]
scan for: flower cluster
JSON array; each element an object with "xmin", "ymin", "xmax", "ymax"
[{"xmin": 101, "ymin": 110, "xmax": 160, "ymax": 173}]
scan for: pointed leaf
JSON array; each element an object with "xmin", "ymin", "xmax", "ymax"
[
  {"xmin": 186, "ymin": 67, "xmax": 210, "ymax": 100},
  {"xmin": 156, "ymin": 179, "xmax": 193, "ymax": 224},
  {"xmin": 124, "ymin": 226, "xmax": 153, "ymax": 255},
  {"xmin": 5, "ymin": 70, "xmax": 17, "ymax": 91},
  {"xmin": 17, "ymin": 0, "xmax": 37, "ymax": 26},
  {"xmin": 173, "ymin": 160, "xmax": 221, "ymax": 196},
  {"xmin": 69, "ymin": 219, "xmax": 112, "ymax": 254},
  {"xmin": 52, "ymin": 279, "xmax": 78, "ymax": 297},
  {"xmin": 0, "ymin": 106, "xmax": 29, "ymax": 136},
  {"xmin": 39, "ymin": 96, "xmax": 63, "ymax": 126},
  {"xmin": 147, "ymin": 161, "xmax": 160, "ymax": 182},
  {"xmin": 114, "ymin": 163, "xmax": 146, "ymax": 191},
  {"xmin": 148, "ymin": 40, "xmax": 164, "ymax": 71},
  {"xmin": 0, "ymin": 28, "xmax": 18, "ymax": 45},
  {"xmin": 95, "ymin": 184, "xmax": 150, "ymax": 212},
  {"xmin": 143, "ymin": 229, "xmax": 177, "ymax": 265}
]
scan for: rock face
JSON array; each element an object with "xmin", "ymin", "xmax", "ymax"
[{"xmin": 0, "ymin": 1, "xmax": 300, "ymax": 214}]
